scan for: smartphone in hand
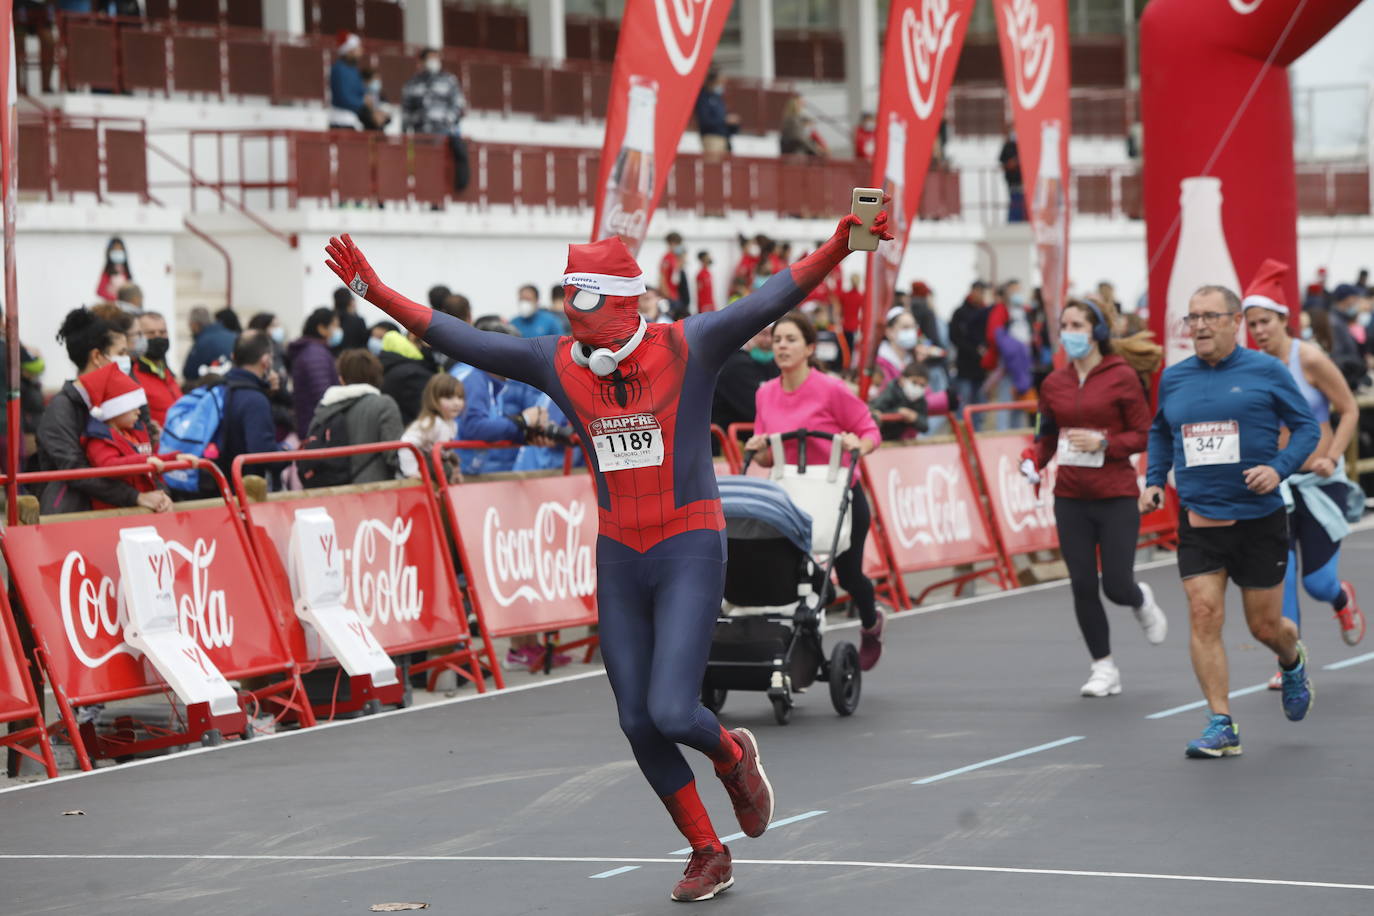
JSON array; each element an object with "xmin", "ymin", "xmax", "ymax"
[{"xmin": 848, "ymin": 187, "xmax": 884, "ymax": 252}]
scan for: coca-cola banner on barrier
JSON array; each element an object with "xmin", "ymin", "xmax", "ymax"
[
  {"xmin": 445, "ymin": 475, "xmax": 599, "ymax": 638},
  {"xmin": 969, "ymin": 432, "xmax": 1060, "ymax": 557},
  {"xmin": 863, "ymin": 443, "xmax": 1001, "ymax": 572},
  {"xmin": 0, "ymin": 592, "xmax": 37, "ymax": 722},
  {"xmin": 591, "ymin": 1, "xmax": 732, "ymax": 255},
  {"xmin": 993, "ymin": 0, "xmax": 1070, "ymax": 344},
  {"xmin": 244, "ymin": 488, "xmax": 466, "ymax": 659},
  {"xmin": 863, "ymin": 0, "xmax": 975, "ymax": 374},
  {"xmin": 4, "ymin": 509, "xmax": 293, "ymax": 706}
]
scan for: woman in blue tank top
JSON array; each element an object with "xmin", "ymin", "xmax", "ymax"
[{"xmin": 1243, "ymin": 261, "xmax": 1365, "ymax": 684}]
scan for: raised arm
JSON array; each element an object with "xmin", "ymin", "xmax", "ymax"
[
  {"xmin": 685, "ymin": 205, "xmax": 892, "ymax": 369},
  {"xmin": 325, "ymin": 234, "xmax": 550, "ymax": 388}
]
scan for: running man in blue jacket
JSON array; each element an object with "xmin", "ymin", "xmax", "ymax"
[{"xmin": 1142, "ymin": 284, "xmax": 1321, "ymax": 759}]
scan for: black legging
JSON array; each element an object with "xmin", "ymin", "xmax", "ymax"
[
  {"xmin": 1054, "ymin": 496, "xmax": 1145, "ymax": 660},
  {"xmin": 834, "ymin": 484, "xmax": 878, "ymax": 629}
]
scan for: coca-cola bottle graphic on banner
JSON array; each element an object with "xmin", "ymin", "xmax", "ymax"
[
  {"xmin": 871, "ymin": 113, "xmax": 908, "ymax": 327},
  {"xmin": 1164, "ymin": 176, "xmax": 1241, "ymax": 366},
  {"xmin": 1031, "ymin": 120, "xmax": 1067, "ymax": 345},
  {"xmin": 596, "ymin": 75, "xmax": 658, "ymax": 255}
]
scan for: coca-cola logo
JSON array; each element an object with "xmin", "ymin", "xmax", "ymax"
[
  {"xmin": 345, "ymin": 519, "xmax": 423, "ymax": 627},
  {"xmin": 1001, "ymin": 0, "xmax": 1054, "ymax": 110},
  {"xmin": 901, "ymin": 1, "xmax": 962, "ymax": 120},
  {"xmin": 655, "ymin": 0, "xmax": 718, "ymax": 77},
  {"xmin": 602, "ymin": 201, "xmax": 649, "ymax": 247},
  {"xmin": 996, "ymin": 454, "xmax": 1055, "ymax": 532},
  {"xmin": 59, "ymin": 538, "xmax": 233, "ymax": 670},
  {"xmin": 482, "ymin": 501, "xmax": 595, "ymax": 607},
  {"xmin": 886, "ymin": 463, "xmax": 973, "ymax": 548},
  {"xmin": 1229, "ymin": 0, "xmax": 1263, "ymax": 13}
]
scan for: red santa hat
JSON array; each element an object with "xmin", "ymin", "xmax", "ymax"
[
  {"xmin": 337, "ymin": 31, "xmax": 362, "ymax": 55},
  {"xmin": 81, "ymin": 363, "xmax": 147, "ymax": 422},
  {"xmin": 1242, "ymin": 258, "xmax": 1289, "ymax": 316},
  {"xmin": 561, "ymin": 237, "xmax": 647, "ymax": 297}
]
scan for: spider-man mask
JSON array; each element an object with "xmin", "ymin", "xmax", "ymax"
[{"xmin": 562, "ymin": 237, "xmax": 647, "ymax": 350}]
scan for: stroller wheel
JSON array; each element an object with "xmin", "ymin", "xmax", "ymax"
[
  {"xmin": 702, "ymin": 686, "xmax": 728, "ymax": 714},
  {"xmin": 828, "ymin": 642, "xmax": 862, "ymax": 716},
  {"xmin": 771, "ymin": 695, "xmax": 792, "ymax": 726}
]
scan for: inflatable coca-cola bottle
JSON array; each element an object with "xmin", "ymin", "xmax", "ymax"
[
  {"xmin": 1164, "ymin": 176, "xmax": 1241, "ymax": 366},
  {"xmin": 1031, "ymin": 119, "xmax": 1066, "ymax": 344},
  {"xmin": 870, "ymin": 113, "xmax": 908, "ymax": 326},
  {"xmin": 596, "ymin": 75, "xmax": 658, "ymax": 255}
]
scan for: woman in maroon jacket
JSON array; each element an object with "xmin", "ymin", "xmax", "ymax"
[{"xmin": 1021, "ymin": 299, "xmax": 1167, "ymax": 697}]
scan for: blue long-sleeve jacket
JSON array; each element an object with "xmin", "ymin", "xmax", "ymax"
[
  {"xmin": 1147, "ymin": 346, "xmax": 1320, "ymax": 520},
  {"xmin": 450, "ymin": 363, "xmax": 522, "ymax": 474},
  {"xmin": 330, "ymin": 59, "xmax": 365, "ymax": 114},
  {"xmin": 694, "ymin": 88, "xmax": 737, "ymax": 139},
  {"xmin": 500, "ymin": 381, "xmax": 584, "ymax": 472}
]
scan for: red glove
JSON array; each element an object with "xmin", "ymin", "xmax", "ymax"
[
  {"xmin": 324, "ymin": 234, "xmax": 433, "ymax": 337},
  {"xmin": 792, "ymin": 195, "xmax": 895, "ymax": 289}
]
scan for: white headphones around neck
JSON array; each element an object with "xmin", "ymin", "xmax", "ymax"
[{"xmin": 570, "ymin": 318, "xmax": 648, "ymax": 377}]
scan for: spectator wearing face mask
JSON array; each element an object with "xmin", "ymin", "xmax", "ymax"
[
  {"xmin": 871, "ymin": 363, "xmax": 933, "ymax": 442},
  {"xmin": 402, "ymin": 48, "xmax": 470, "ymax": 193},
  {"xmin": 982, "ymin": 279, "xmax": 1035, "ymax": 428},
  {"xmin": 131, "ymin": 310, "xmax": 182, "ymax": 427},
  {"xmin": 853, "ymin": 111, "xmax": 877, "ymax": 160},
  {"xmin": 659, "ymin": 232, "xmax": 691, "ymax": 313},
  {"xmin": 448, "ymin": 316, "xmax": 546, "ymax": 476},
  {"xmin": 287, "ymin": 307, "xmax": 343, "ymax": 437},
  {"xmin": 96, "ymin": 236, "xmax": 131, "ymax": 302},
  {"xmin": 329, "ymin": 32, "xmax": 367, "ymax": 129},
  {"xmin": 874, "ymin": 306, "xmax": 922, "ymax": 388},
  {"xmin": 247, "ymin": 311, "xmax": 296, "ymax": 439},
  {"xmin": 38, "ymin": 308, "xmax": 170, "ymax": 514},
  {"xmin": 510, "ymin": 283, "xmax": 563, "ymax": 339},
  {"xmin": 696, "ymin": 251, "xmax": 717, "ymax": 313},
  {"xmin": 711, "ymin": 324, "xmax": 780, "ymax": 434},
  {"xmin": 80, "ymin": 364, "xmax": 180, "ymax": 511}
]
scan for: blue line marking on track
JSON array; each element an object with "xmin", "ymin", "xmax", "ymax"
[
  {"xmin": 589, "ymin": 865, "xmax": 641, "ymax": 879},
  {"xmin": 1144, "ymin": 682, "xmax": 1269, "ymax": 720},
  {"xmin": 668, "ymin": 810, "xmax": 828, "ymax": 856},
  {"xmin": 911, "ymin": 736, "xmax": 1085, "ymax": 785},
  {"xmin": 1323, "ymin": 651, "xmax": 1374, "ymax": 671}
]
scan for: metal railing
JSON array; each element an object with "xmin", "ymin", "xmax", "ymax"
[{"xmin": 16, "ymin": 110, "xmax": 148, "ymax": 202}]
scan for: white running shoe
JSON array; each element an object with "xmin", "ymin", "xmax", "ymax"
[
  {"xmin": 1133, "ymin": 582, "xmax": 1167, "ymax": 645},
  {"xmin": 1081, "ymin": 658, "xmax": 1122, "ymax": 697}
]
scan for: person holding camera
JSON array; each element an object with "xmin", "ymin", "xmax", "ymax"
[{"xmin": 502, "ymin": 380, "xmax": 581, "ymax": 471}]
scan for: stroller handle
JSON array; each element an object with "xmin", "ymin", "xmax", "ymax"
[{"xmin": 741, "ymin": 428, "xmax": 862, "ymax": 478}]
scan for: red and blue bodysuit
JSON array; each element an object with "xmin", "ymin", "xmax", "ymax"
[{"xmin": 325, "ymin": 209, "xmax": 889, "ymax": 859}]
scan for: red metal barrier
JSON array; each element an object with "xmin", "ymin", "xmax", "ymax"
[
  {"xmin": 861, "ymin": 441, "xmax": 1015, "ymax": 605},
  {"xmin": 0, "ymin": 585, "xmax": 58, "ymax": 779},
  {"xmin": 3, "ymin": 460, "xmax": 311, "ymax": 770},
  {"xmin": 233, "ymin": 443, "xmax": 499, "ymax": 705},
  {"xmin": 16, "ymin": 112, "xmax": 149, "ymax": 202}
]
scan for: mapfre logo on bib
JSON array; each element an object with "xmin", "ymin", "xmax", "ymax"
[
  {"xmin": 1000, "ymin": 0, "xmax": 1054, "ymax": 110},
  {"xmin": 588, "ymin": 414, "xmax": 658, "ymax": 436},
  {"xmin": 655, "ymin": 0, "xmax": 718, "ymax": 76},
  {"xmin": 901, "ymin": 1, "xmax": 962, "ymax": 120}
]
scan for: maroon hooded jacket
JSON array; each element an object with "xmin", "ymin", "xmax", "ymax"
[{"xmin": 1032, "ymin": 353, "xmax": 1151, "ymax": 500}]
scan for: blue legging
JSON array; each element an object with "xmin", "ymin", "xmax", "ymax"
[
  {"xmin": 1282, "ymin": 484, "xmax": 1345, "ymax": 631},
  {"xmin": 597, "ymin": 528, "xmax": 729, "ymax": 797}
]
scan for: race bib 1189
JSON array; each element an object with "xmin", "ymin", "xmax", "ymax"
[{"xmin": 589, "ymin": 414, "xmax": 664, "ymax": 471}]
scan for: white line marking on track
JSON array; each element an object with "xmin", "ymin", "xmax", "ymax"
[
  {"xmin": 589, "ymin": 865, "xmax": 640, "ymax": 878},
  {"xmin": 912, "ymin": 736, "xmax": 1085, "ymax": 784},
  {"xmin": 1323, "ymin": 651, "xmax": 1374, "ymax": 671},
  {"xmin": 669, "ymin": 810, "xmax": 828, "ymax": 856},
  {"xmin": 1, "ymin": 854, "xmax": 1369, "ymax": 892},
  {"xmin": 1145, "ymin": 682, "xmax": 1270, "ymax": 720}
]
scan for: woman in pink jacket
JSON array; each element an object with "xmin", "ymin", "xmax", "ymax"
[{"xmin": 744, "ymin": 310, "xmax": 884, "ymax": 669}]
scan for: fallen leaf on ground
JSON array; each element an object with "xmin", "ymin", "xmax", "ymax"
[
  {"xmin": 61, "ymin": 810, "xmax": 85, "ymax": 816},
  {"xmin": 370, "ymin": 905, "xmax": 428, "ymax": 912}
]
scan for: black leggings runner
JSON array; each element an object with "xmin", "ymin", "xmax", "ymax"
[
  {"xmin": 834, "ymin": 484, "xmax": 878, "ymax": 629},
  {"xmin": 1054, "ymin": 496, "xmax": 1145, "ymax": 660}
]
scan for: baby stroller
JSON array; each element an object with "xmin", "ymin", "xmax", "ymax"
[{"xmin": 703, "ymin": 430, "xmax": 863, "ymax": 725}]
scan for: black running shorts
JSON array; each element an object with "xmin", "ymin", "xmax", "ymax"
[{"xmin": 1177, "ymin": 507, "xmax": 1289, "ymax": 590}]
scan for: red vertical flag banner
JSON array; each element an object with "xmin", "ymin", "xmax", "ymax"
[
  {"xmin": 862, "ymin": 0, "xmax": 975, "ymax": 379},
  {"xmin": 993, "ymin": 0, "xmax": 1071, "ymax": 347},
  {"xmin": 591, "ymin": 1, "xmax": 733, "ymax": 256},
  {"xmin": 1, "ymin": 0, "xmax": 19, "ymax": 517}
]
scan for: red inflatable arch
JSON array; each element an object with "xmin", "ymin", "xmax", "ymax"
[{"xmin": 1142, "ymin": 0, "xmax": 1364, "ymax": 347}]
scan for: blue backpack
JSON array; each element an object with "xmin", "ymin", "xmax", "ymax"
[{"xmin": 158, "ymin": 385, "xmax": 228, "ymax": 492}]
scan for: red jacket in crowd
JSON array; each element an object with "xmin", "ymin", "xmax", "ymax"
[
  {"xmin": 133, "ymin": 357, "xmax": 184, "ymax": 427},
  {"xmin": 696, "ymin": 266, "xmax": 716, "ymax": 312},
  {"xmin": 1032, "ymin": 354, "xmax": 1151, "ymax": 501}
]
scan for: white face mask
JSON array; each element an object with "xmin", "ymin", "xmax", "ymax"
[
  {"xmin": 269, "ymin": 326, "xmax": 285, "ymax": 344},
  {"xmin": 517, "ymin": 301, "xmax": 536, "ymax": 319},
  {"xmin": 367, "ymin": 336, "xmax": 384, "ymax": 356},
  {"xmin": 112, "ymin": 354, "xmax": 132, "ymax": 375},
  {"xmin": 425, "ymin": 57, "xmax": 441, "ymax": 75},
  {"xmin": 901, "ymin": 381, "xmax": 926, "ymax": 401},
  {"xmin": 895, "ymin": 328, "xmax": 919, "ymax": 350},
  {"xmin": 109, "ymin": 250, "xmax": 126, "ymax": 265}
]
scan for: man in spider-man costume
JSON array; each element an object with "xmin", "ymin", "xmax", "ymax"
[{"xmin": 325, "ymin": 203, "xmax": 890, "ymax": 903}]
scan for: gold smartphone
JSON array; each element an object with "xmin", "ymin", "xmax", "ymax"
[{"xmin": 847, "ymin": 187, "xmax": 884, "ymax": 251}]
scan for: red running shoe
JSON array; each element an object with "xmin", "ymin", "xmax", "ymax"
[
  {"xmin": 1335, "ymin": 582, "xmax": 1365, "ymax": 647},
  {"xmin": 670, "ymin": 845, "xmax": 733, "ymax": 902},
  {"xmin": 718, "ymin": 728, "xmax": 774, "ymax": 838},
  {"xmin": 859, "ymin": 608, "xmax": 886, "ymax": 671}
]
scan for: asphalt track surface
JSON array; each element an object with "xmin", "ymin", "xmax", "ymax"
[{"xmin": 3, "ymin": 534, "xmax": 1374, "ymax": 916}]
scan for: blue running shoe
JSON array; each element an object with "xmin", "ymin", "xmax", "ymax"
[
  {"xmin": 1280, "ymin": 640, "xmax": 1313, "ymax": 721},
  {"xmin": 1185, "ymin": 714, "xmax": 1242, "ymax": 758}
]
